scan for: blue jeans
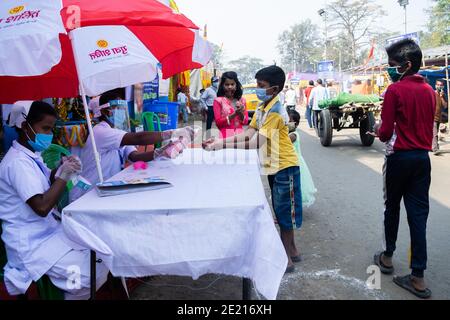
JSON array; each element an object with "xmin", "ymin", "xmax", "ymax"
[
  {"xmin": 305, "ymin": 106, "xmax": 313, "ymax": 128},
  {"xmin": 268, "ymin": 166, "xmax": 303, "ymax": 230},
  {"xmin": 179, "ymin": 103, "xmax": 188, "ymax": 123}
]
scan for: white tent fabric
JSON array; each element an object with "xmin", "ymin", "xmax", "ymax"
[{"xmin": 192, "ymin": 30, "xmax": 212, "ymax": 66}]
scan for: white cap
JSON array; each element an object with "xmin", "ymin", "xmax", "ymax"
[
  {"xmin": 8, "ymin": 101, "xmax": 33, "ymax": 128},
  {"xmin": 88, "ymin": 96, "xmax": 102, "ymax": 117}
]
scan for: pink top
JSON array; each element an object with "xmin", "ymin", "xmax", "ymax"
[{"xmin": 213, "ymin": 97, "xmax": 249, "ymax": 138}]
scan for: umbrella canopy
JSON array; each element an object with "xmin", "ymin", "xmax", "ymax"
[
  {"xmin": 60, "ymin": 0, "xmax": 197, "ymax": 29},
  {"xmin": 0, "ymin": 1, "xmax": 66, "ymax": 76},
  {"xmin": 0, "ymin": 0, "xmax": 212, "ymax": 183},
  {"xmin": 0, "ymin": 0, "xmax": 212, "ymax": 102}
]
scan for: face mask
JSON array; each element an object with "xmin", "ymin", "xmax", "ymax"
[
  {"xmin": 255, "ymin": 88, "xmax": 274, "ymax": 102},
  {"xmin": 212, "ymin": 81, "xmax": 219, "ymax": 89},
  {"xmin": 26, "ymin": 123, "xmax": 53, "ymax": 152},
  {"xmin": 436, "ymin": 86, "xmax": 444, "ymax": 92},
  {"xmin": 387, "ymin": 65, "xmax": 407, "ymax": 83}
]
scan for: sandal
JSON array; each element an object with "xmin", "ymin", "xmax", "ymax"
[
  {"xmin": 291, "ymin": 255, "xmax": 302, "ymax": 263},
  {"xmin": 393, "ymin": 275, "xmax": 432, "ymax": 299},
  {"xmin": 373, "ymin": 251, "xmax": 394, "ymax": 274}
]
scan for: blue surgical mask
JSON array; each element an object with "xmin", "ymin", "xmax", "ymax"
[
  {"xmin": 255, "ymin": 88, "xmax": 273, "ymax": 102},
  {"xmin": 26, "ymin": 123, "xmax": 53, "ymax": 152}
]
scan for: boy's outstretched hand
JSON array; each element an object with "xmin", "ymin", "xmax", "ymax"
[
  {"xmin": 367, "ymin": 120, "xmax": 382, "ymax": 138},
  {"xmin": 202, "ymin": 137, "xmax": 223, "ymax": 151}
]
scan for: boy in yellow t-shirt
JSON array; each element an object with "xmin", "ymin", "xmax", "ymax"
[{"xmin": 203, "ymin": 66, "xmax": 302, "ymax": 273}]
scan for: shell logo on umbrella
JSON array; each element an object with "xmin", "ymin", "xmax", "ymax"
[
  {"xmin": 97, "ymin": 40, "xmax": 108, "ymax": 48},
  {"xmin": 9, "ymin": 6, "xmax": 24, "ymax": 15}
]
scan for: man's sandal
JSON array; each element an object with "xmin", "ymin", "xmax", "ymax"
[
  {"xmin": 373, "ymin": 251, "xmax": 394, "ymax": 275},
  {"xmin": 393, "ymin": 275, "xmax": 432, "ymax": 299}
]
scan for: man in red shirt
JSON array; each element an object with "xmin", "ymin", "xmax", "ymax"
[
  {"xmin": 304, "ymin": 80, "xmax": 315, "ymax": 128},
  {"xmin": 372, "ymin": 39, "xmax": 435, "ymax": 299}
]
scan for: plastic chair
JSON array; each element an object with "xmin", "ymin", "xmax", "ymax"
[
  {"xmin": 42, "ymin": 144, "xmax": 71, "ymax": 170},
  {"xmin": 141, "ymin": 112, "xmax": 162, "ymax": 150}
]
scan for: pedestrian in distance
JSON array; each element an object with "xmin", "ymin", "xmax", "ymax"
[
  {"xmin": 304, "ymin": 80, "xmax": 315, "ymax": 129},
  {"xmin": 177, "ymin": 87, "xmax": 189, "ymax": 124},
  {"xmin": 432, "ymin": 79, "xmax": 448, "ymax": 154},
  {"xmin": 201, "ymin": 77, "xmax": 219, "ymax": 137}
]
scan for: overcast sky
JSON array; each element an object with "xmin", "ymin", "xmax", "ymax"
[{"xmin": 177, "ymin": 0, "xmax": 432, "ymax": 65}]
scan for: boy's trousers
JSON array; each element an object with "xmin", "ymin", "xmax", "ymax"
[{"xmin": 383, "ymin": 150, "xmax": 431, "ymax": 277}]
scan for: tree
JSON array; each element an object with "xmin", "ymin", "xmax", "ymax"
[
  {"xmin": 277, "ymin": 19, "xmax": 323, "ymax": 73},
  {"xmin": 226, "ymin": 56, "xmax": 265, "ymax": 84},
  {"xmin": 421, "ymin": 0, "xmax": 450, "ymax": 49},
  {"xmin": 326, "ymin": 0, "xmax": 386, "ymax": 68},
  {"xmin": 210, "ymin": 43, "xmax": 225, "ymax": 72}
]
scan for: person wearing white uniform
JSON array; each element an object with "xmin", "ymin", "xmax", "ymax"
[
  {"xmin": 308, "ymin": 79, "xmax": 330, "ymax": 129},
  {"xmin": 71, "ymin": 89, "xmax": 198, "ymax": 202},
  {"xmin": 0, "ymin": 101, "xmax": 109, "ymax": 299},
  {"xmin": 285, "ymin": 86, "xmax": 297, "ymax": 112}
]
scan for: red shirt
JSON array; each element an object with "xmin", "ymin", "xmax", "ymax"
[
  {"xmin": 379, "ymin": 75, "xmax": 436, "ymax": 153},
  {"xmin": 304, "ymin": 86, "xmax": 313, "ymax": 105}
]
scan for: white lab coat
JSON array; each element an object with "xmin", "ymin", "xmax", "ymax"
[
  {"xmin": 285, "ymin": 89, "xmax": 297, "ymax": 106},
  {"xmin": 71, "ymin": 121, "xmax": 137, "ymax": 202},
  {"xmin": 0, "ymin": 141, "xmax": 108, "ymax": 297}
]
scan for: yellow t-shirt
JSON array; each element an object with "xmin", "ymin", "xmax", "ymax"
[{"xmin": 249, "ymin": 97, "xmax": 299, "ymax": 175}]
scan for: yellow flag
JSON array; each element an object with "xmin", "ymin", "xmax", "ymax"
[{"xmin": 169, "ymin": 0, "xmax": 179, "ymax": 12}]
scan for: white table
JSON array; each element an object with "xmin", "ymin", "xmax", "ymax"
[{"xmin": 62, "ymin": 149, "xmax": 287, "ymax": 300}]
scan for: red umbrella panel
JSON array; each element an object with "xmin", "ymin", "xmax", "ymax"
[{"xmin": 60, "ymin": 0, "xmax": 198, "ymax": 29}]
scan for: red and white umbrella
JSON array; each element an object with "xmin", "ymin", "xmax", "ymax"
[
  {"xmin": 0, "ymin": 0, "xmax": 212, "ymax": 182},
  {"xmin": 0, "ymin": 0, "xmax": 212, "ymax": 101}
]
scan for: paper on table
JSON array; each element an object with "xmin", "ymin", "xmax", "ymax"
[{"xmin": 95, "ymin": 169, "xmax": 172, "ymax": 197}]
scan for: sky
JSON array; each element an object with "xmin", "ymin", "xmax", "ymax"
[{"xmin": 177, "ymin": 0, "xmax": 433, "ymax": 66}]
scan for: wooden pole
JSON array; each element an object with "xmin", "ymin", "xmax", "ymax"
[{"xmin": 445, "ymin": 53, "xmax": 449, "ymax": 132}]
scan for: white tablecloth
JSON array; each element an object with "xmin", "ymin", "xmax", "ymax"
[{"xmin": 62, "ymin": 149, "xmax": 287, "ymax": 300}]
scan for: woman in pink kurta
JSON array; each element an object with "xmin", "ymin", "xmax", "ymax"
[{"xmin": 213, "ymin": 71, "xmax": 248, "ymax": 138}]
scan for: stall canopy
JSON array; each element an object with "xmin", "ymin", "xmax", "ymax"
[
  {"xmin": 0, "ymin": 0, "xmax": 212, "ymax": 183},
  {"xmin": 0, "ymin": 0, "xmax": 212, "ymax": 103}
]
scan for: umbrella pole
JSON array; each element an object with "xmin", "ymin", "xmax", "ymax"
[
  {"xmin": 79, "ymin": 87, "xmax": 104, "ymax": 183},
  {"xmin": 69, "ymin": 31, "xmax": 104, "ymax": 183}
]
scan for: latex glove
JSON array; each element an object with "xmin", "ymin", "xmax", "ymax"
[
  {"xmin": 154, "ymin": 140, "xmax": 184, "ymax": 160},
  {"xmin": 162, "ymin": 126, "xmax": 201, "ymax": 143},
  {"xmin": 55, "ymin": 156, "xmax": 82, "ymax": 182}
]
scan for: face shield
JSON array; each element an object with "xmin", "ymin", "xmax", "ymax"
[{"xmin": 101, "ymin": 100, "xmax": 131, "ymax": 132}]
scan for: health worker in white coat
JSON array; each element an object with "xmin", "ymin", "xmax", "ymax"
[
  {"xmin": 0, "ymin": 101, "xmax": 109, "ymax": 299},
  {"xmin": 72, "ymin": 89, "xmax": 198, "ymax": 201}
]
